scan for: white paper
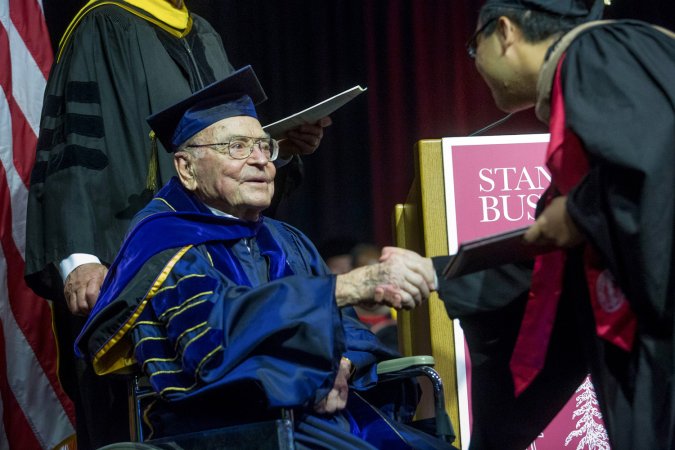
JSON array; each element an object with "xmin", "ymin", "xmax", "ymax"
[{"xmin": 263, "ymin": 85, "xmax": 367, "ymax": 138}]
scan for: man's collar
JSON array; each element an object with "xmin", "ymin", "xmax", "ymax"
[{"xmin": 206, "ymin": 205, "xmax": 237, "ymax": 219}]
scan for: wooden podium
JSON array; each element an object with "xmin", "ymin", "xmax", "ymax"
[{"xmin": 393, "ymin": 139, "xmax": 462, "ymax": 444}]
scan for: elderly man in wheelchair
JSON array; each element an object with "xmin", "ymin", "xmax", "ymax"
[{"xmin": 75, "ymin": 66, "xmax": 455, "ymax": 449}]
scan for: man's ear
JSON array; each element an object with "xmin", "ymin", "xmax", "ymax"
[
  {"xmin": 174, "ymin": 152, "xmax": 197, "ymax": 191},
  {"xmin": 496, "ymin": 16, "xmax": 520, "ymax": 53}
]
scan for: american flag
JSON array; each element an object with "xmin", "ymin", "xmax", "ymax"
[{"xmin": 1, "ymin": 0, "xmax": 76, "ymax": 448}]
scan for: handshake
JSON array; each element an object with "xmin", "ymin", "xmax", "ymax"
[{"xmin": 335, "ymin": 247, "xmax": 436, "ymax": 311}]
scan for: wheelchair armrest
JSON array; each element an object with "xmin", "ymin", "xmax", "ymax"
[{"xmin": 376, "ymin": 355, "xmax": 435, "ymax": 376}]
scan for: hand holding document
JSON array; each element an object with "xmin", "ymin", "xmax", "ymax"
[
  {"xmin": 441, "ymin": 226, "xmax": 557, "ymax": 279},
  {"xmin": 263, "ymin": 85, "xmax": 367, "ymax": 138}
]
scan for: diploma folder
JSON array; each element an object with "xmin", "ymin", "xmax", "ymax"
[
  {"xmin": 263, "ymin": 85, "xmax": 367, "ymax": 138},
  {"xmin": 442, "ymin": 226, "xmax": 554, "ymax": 279}
]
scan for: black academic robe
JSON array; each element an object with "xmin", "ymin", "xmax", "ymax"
[
  {"xmin": 434, "ymin": 261, "xmax": 587, "ymax": 450},
  {"xmin": 25, "ymin": 2, "xmax": 234, "ymax": 298},
  {"xmin": 437, "ymin": 20, "xmax": 675, "ymax": 450},
  {"xmin": 559, "ymin": 20, "xmax": 675, "ymax": 450}
]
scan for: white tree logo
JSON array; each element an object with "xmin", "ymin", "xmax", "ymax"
[
  {"xmin": 565, "ymin": 376, "xmax": 610, "ymax": 450},
  {"xmin": 596, "ymin": 269, "xmax": 626, "ymax": 313}
]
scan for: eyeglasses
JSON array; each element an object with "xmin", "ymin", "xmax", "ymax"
[
  {"xmin": 187, "ymin": 136, "xmax": 279, "ymax": 162},
  {"xmin": 466, "ymin": 18, "xmax": 497, "ymax": 59}
]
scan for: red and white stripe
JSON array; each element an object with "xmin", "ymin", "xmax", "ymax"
[{"xmin": 1, "ymin": 0, "xmax": 76, "ymax": 448}]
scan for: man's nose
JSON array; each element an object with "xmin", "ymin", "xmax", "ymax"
[{"xmin": 247, "ymin": 145, "xmax": 269, "ymax": 164}]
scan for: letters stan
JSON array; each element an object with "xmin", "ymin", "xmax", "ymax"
[{"xmin": 477, "ymin": 166, "xmax": 551, "ymax": 222}]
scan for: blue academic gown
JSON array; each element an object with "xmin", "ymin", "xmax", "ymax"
[{"xmin": 76, "ymin": 178, "xmax": 453, "ymax": 449}]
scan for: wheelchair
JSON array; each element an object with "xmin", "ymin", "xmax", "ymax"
[{"xmin": 98, "ymin": 356, "xmax": 454, "ymax": 450}]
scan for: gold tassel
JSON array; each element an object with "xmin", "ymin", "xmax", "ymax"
[{"xmin": 146, "ymin": 130, "xmax": 159, "ymax": 192}]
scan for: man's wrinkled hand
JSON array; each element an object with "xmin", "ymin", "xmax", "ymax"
[
  {"xmin": 314, "ymin": 357, "xmax": 350, "ymax": 414},
  {"xmin": 336, "ymin": 247, "xmax": 436, "ymax": 310},
  {"xmin": 373, "ymin": 247, "xmax": 436, "ymax": 310},
  {"xmin": 378, "ymin": 246, "xmax": 436, "ymax": 289},
  {"xmin": 63, "ymin": 263, "xmax": 108, "ymax": 316},
  {"xmin": 278, "ymin": 116, "xmax": 332, "ymax": 158}
]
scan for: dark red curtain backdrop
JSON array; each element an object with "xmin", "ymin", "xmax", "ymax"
[
  {"xmin": 43, "ymin": 0, "xmax": 674, "ymax": 249},
  {"xmin": 363, "ymin": 0, "xmax": 543, "ymax": 244}
]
